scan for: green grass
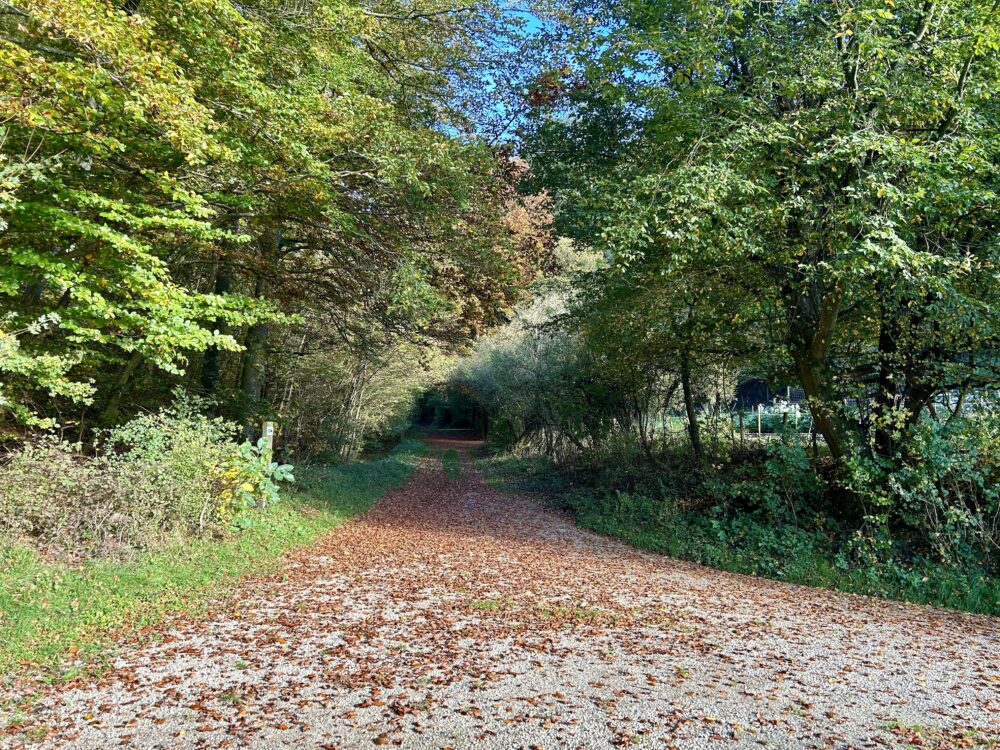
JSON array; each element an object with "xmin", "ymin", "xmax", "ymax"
[
  {"xmin": 442, "ymin": 448, "xmax": 462, "ymax": 479},
  {"xmin": 0, "ymin": 438, "xmax": 424, "ymax": 682},
  {"xmin": 470, "ymin": 598, "xmax": 504, "ymax": 611}
]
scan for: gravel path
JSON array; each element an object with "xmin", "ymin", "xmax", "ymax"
[{"xmin": 4, "ymin": 436, "xmax": 999, "ymax": 750}]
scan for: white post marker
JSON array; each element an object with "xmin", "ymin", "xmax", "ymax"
[{"xmin": 263, "ymin": 420, "xmax": 275, "ymax": 452}]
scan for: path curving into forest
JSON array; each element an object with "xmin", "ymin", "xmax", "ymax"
[{"xmin": 8, "ymin": 435, "xmax": 1000, "ymax": 749}]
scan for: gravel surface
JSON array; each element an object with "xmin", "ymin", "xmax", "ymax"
[{"xmin": 3, "ymin": 435, "xmax": 999, "ymax": 749}]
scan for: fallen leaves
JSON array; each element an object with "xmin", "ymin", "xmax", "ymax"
[{"xmin": 3, "ymin": 437, "xmax": 999, "ymax": 750}]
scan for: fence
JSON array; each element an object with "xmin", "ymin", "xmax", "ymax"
[{"xmin": 733, "ymin": 401, "xmax": 813, "ymax": 436}]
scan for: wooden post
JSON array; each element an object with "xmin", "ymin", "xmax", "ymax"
[
  {"xmin": 262, "ymin": 420, "xmax": 275, "ymax": 452},
  {"xmin": 738, "ymin": 409, "xmax": 745, "ymax": 448},
  {"xmin": 757, "ymin": 404, "xmax": 762, "ymax": 436}
]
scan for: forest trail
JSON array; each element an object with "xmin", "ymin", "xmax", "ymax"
[{"xmin": 9, "ymin": 435, "xmax": 999, "ymax": 750}]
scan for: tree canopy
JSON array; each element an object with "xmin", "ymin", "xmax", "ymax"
[
  {"xmin": 518, "ymin": 0, "xmax": 1000, "ymax": 469},
  {"xmin": 1, "ymin": 0, "xmax": 546, "ymax": 443}
]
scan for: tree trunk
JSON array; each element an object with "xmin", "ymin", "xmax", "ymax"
[
  {"xmin": 239, "ymin": 227, "xmax": 281, "ymax": 437},
  {"xmin": 791, "ymin": 349, "xmax": 849, "ymax": 460},
  {"xmin": 200, "ymin": 239, "xmax": 234, "ymax": 398},
  {"xmin": 239, "ymin": 319, "xmax": 268, "ymax": 416},
  {"xmin": 99, "ymin": 351, "xmax": 144, "ymax": 426},
  {"xmin": 782, "ymin": 279, "xmax": 853, "ymax": 461},
  {"xmin": 680, "ymin": 351, "xmax": 702, "ymax": 460}
]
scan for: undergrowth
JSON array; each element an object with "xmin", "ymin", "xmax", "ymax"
[
  {"xmin": 0, "ymin": 399, "xmax": 294, "ymax": 558},
  {"xmin": 0, "ymin": 439, "xmax": 424, "ymax": 681},
  {"xmin": 479, "ymin": 449, "xmax": 1000, "ymax": 617}
]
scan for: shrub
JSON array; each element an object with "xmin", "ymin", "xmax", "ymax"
[
  {"xmin": 100, "ymin": 401, "xmax": 239, "ymax": 537},
  {"xmin": 844, "ymin": 413, "xmax": 1000, "ymax": 571},
  {"xmin": 218, "ymin": 439, "xmax": 295, "ymax": 527},
  {"xmin": 481, "ymin": 433, "xmax": 1000, "ymax": 615},
  {"xmin": 0, "ymin": 438, "xmax": 137, "ymax": 557},
  {"xmin": 0, "ymin": 437, "xmax": 424, "ymax": 677},
  {"xmin": 0, "ymin": 399, "xmax": 294, "ymax": 558},
  {"xmin": 713, "ymin": 437, "xmax": 825, "ymax": 520}
]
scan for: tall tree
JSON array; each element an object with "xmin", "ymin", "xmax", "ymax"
[
  {"xmin": 521, "ymin": 0, "xmax": 1000, "ymax": 473},
  {"xmin": 0, "ymin": 0, "xmax": 538, "ymax": 433}
]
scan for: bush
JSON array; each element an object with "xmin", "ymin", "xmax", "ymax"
[
  {"xmin": 480, "ymin": 435, "xmax": 1000, "ymax": 616},
  {"xmin": 0, "ymin": 438, "xmax": 425, "ymax": 677},
  {"xmin": 0, "ymin": 399, "xmax": 294, "ymax": 558},
  {"xmin": 0, "ymin": 438, "xmax": 138, "ymax": 557},
  {"xmin": 844, "ymin": 413, "xmax": 1000, "ymax": 572},
  {"xmin": 708, "ymin": 438, "xmax": 825, "ymax": 520}
]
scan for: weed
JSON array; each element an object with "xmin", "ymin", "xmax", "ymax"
[{"xmin": 471, "ymin": 598, "xmax": 502, "ymax": 610}]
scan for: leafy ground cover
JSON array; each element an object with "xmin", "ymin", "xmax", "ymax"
[
  {"xmin": 478, "ymin": 451, "xmax": 1000, "ymax": 617},
  {"xmin": 0, "ymin": 439, "xmax": 424, "ymax": 681}
]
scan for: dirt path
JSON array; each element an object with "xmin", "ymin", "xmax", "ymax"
[{"xmin": 6, "ymin": 436, "xmax": 999, "ymax": 749}]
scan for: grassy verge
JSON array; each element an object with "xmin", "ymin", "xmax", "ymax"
[
  {"xmin": 479, "ymin": 452, "xmax": 1000, "ymax": 616},
  {"xmin": 442, "ymin": 448, "xmax": 462, "ymax": 479},
  {"xmin": 0, "ymin": 438, "xmax": 424, "ymax": 682}
]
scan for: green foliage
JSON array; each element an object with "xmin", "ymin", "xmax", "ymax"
[
  {"xmin": 480, "ymin": 444, "xmax": 1000, "ymax": 616},
  {"xmin": 221, "ymin": 439, "xmax": 295, "ymax": 523},
  {"xmin": 0, "ymin": 438, "xmax": 424, "ymax": 678},
  {"xmin": 0, "ymin": 396, "xmax": 294, "ymax": 557},
  {"xmin": 419, "ymin": 389, "xmax": 480, "ymax": 429},
  {"xmin": 521, "ymin": 0, "xmax": 1000, "ymax": 479},
  {"xmin": 0, "ymin": 314, "xmax": 91, "ymax": 427},
  {"xmin": 274, "ymin": 340, "xmax": 449, "ymax": 461},
  {"xmin": 295, "ymin": 438, "xmax": 425, "ymax": 500},
  {"xmin": 448, "ymin": 0, "xmax": 1000, "ymax": 614},
  {"xmin": 0, "ymin": 0, "xmax": 540, "ymax": 437},
  {"xmin": 713, "ymin": 439, "xmax": 825, "ymax": 521},
  {"xmin": 844, "ymin": 412, "xmax": 1000, "ymax": 567}
]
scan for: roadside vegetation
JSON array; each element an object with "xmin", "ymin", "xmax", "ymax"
[
  {"xmin": 481, "ymin": 446, "xmax": 1000, "ymax": 616},
  {"xmin": 442, "ymin": 448, "xmax": 463, "ymax": 479},
  {"xmin": 453, "ymin": 1, "xmax": 1000, "ymax": 616},
  {"xmin": 1, "ymin": 0, "xmax": 998, "ymax": 694},
  {"xmin": 0, "ymin": 0, "xmax": 548, "ymax": 682},
  {"xmin": 0, "ymin": 439, "xmax": 423, "ymax": 678},
  {"xmin": 461, "ymin": 249, "xmax": 1000, "ymax": 617}
]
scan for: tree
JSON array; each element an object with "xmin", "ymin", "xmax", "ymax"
[
  {"xmin": 520, "ymin": 0, "xmax": 1000, "ymax": 478},
  {"xmin": 0, "ymin": 0, "xmax": 540, "ymax": 439}
]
